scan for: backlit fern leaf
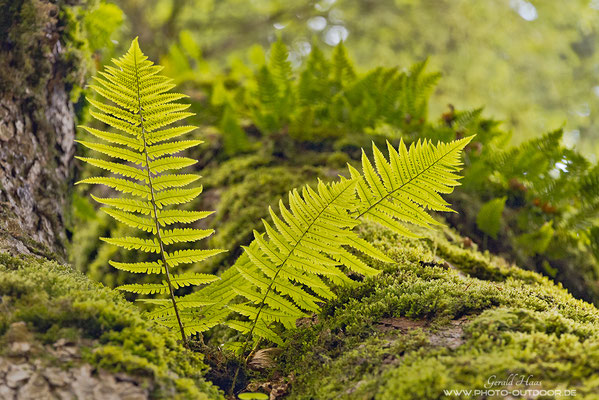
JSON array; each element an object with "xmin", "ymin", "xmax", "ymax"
[
  {"xmin": 350, "ymin": 137, "xmax": 473, "ymax": 237},
  {"xmin": 188, "ymin": 137, "xmax": 470, "ymax": 347},
  {"xmin": 76, "ymin": 38, "xmax": 225, "ymax": 346},
  {"xmin": 223, "ymin": 178, "xmax": 395, "ymax": 346}
]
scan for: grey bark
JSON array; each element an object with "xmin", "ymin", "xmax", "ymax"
[{"xmin": 0, "ymin": 0, "xmax": 83, "ymax": 260}]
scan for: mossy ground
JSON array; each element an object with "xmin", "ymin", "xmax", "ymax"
[
  {"xmin": 0, "ymin": 253, "xmax": 223, "ymax": 399},
  {"xmin": 241, "ymin": 222, "xmax": 599, "ymax": 399}
]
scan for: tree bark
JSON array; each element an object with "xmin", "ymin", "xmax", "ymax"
[{"xmin": 0, "ymin": 0, "xmax": 84, "ymax": 260}]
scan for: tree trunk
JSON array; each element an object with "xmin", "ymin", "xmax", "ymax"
[{"xmin": 0, "ymin": 0, "xmax": 84, "ymax": 260}]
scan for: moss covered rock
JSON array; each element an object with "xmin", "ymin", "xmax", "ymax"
[
  {"xmin": 0, "ymin": 253, "xmax": 222, "ymax": 399},
  {"xmin": 241, "ymin": 222, "xmax": 599, "ymax": 399}
]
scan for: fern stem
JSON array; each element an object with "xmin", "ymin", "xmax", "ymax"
[{"xmin": 132, "ymin": 49, "xmax": 188, "ymax": 348}]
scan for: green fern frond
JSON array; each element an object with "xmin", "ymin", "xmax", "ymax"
[
  {"xmin": 400, "ymin": 59, "xmax": 441, "ymax": 120},
  {"xmin": 224, "ymin": 177, "xmax": 390, "ymax": 345},
  {"xmin": 76, "ymin": 38, "xmax": 224, "ymax": 346},
  {"xmin": 269, "ymin": 39, "xmax": 293, "ymax": 88},
  {"xmin": 332, "ymin": 42, "xmax": 356, "ymax": 84},
  {"xmin": 350, "ymin": 137, "xmax": 473, "ymax": 236},
  {"xmin": 248, "ymin": 39, "xmax": 296, "ymax": 134}
]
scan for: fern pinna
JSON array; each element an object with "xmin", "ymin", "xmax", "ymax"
[
  {"xmin": 76, "ymin": 38, "xmax": 223, "ymax": 346},
  {"xmin": 196, "ymin": 136, "xmax": 472, "ymax": 354}
]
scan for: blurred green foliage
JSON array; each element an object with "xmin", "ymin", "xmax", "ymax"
[
  {"xmin": 110, "ymin": 0, "xmax": 599, "ymax": 156},
  {"xmin": 71, "ymin": 1, "xmax": 599, "ymax": 305},
  {"xmin": 476, "ymin": 197, "xmax": 507, "ymax": 240}
]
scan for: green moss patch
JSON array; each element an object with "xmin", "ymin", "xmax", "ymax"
[
  {"xmin": 0, "ymin": 253, "xmax": 222, "ymax": 399},
  {"xmin": 263, "ymin": 222, "xmax": 599, "ymax": 399}
]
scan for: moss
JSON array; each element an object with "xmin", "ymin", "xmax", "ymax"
[
  {"xmin": 0, "ymin": 0, "xmax": 98, "ymax": 102},
  {"xmin": 0, "ymin": 254, "xmax": 223, "ymax": 399},
  {"xmin": 379, "ymin": 325, "xmax": 599, "ymax": 399},
  {"xmin": 267, "ymin": 222, "xmax": 599, "ymax": 399},
  {"xmin": 432, "ymin": 228, "xmax": 549, "ymax": 285}
]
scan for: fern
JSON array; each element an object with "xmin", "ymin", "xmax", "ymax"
[
  {"xmin": 331, "ymin": 42, "xmax": 356, "ymax": 85},
  {"xmin": 489, "ymin": 129, "xmax": 564, "ymax": 179},
  {"xmin": 196, "ymin": 136, "xmax": 472, "ymax": 353},
  {"xmin": 230, "ymin": 40, "xmax": 440, "ymax": 140},
  {"xmin": 76, "ymin": 38, "xmax": 224, "ymax": 346},
  {"xmin": 76, "ymin": 38, "xmax": 472, "ymax": 353},
  {"xmin": 350, "ymin": 137, "xmax": 472, "ymax": 237},
  {"xmin": 225, "ymin": 178, "xmax": 389, "ymax": 346},
  {"xmin": 249, "ymin": 39, "xmax": 295, "ymax": 134},
  {"xmin": 399, "ymin": 59, "xmax": 441, "ymax": 123}
]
